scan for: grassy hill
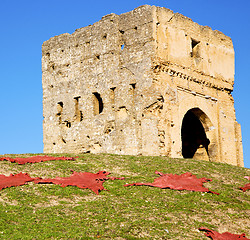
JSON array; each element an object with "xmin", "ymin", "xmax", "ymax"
[{"xmin": 0, "ymin": 153, "xmax": 249, "ymax": 239}]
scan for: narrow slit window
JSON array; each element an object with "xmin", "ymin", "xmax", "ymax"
[
  {"xmin": 110, "ymin": 87, "xmax": 116, "ymax": 109},
  {"xmin": 192, "ymin": 39, "xmax": 199, "ymax": 49},
  {"xmin": 130, "ymin": 83, "xmax": 136, "ymax": 97},
  {"xmin": 110, "ymin": 87, "xmax": 116, "ymax": 98},
  {"xmin": 191, "ymin": 39, "xmax": 200, "ymax": 58},
  {"xmin": 74, "ymin": 96, "xmax": 83, "ymax": 122},
  {"xmin": 56, "ymin": 102, "xmax": 63, "ymax": 124},
  {"xmin": 130, "ymin": 83, "xmax": 136, "ymax": 106},
  {"xmin": 93, "ymin": 92, "xmax": 103, "ymax": 115}
]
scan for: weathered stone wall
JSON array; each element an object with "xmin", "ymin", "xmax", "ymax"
[
  {"xmin": 151, "ymin": 6, "xmax": 243, "ymax": 166},
  {"xmin": 42, "ymin": 5, "xmax": 244, "ymax": 166},
  {"xmin": 42, "ymin": 5, "xmax": 156, "ymax": 155}
]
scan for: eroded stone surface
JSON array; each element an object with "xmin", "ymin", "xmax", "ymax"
[{"xmin": 42, "ymin": 5, "xmax": 244, "ymax": 166}]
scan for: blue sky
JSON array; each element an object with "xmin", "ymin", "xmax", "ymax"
[{"xmin": 0, "ymin": 0, "xmax": 249, "ymax": 168}]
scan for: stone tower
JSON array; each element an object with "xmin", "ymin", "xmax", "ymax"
[{"xmin": 42, "ymin": 5, "xmax": 244, "ymax": 166}]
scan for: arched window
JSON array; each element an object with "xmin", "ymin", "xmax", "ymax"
[{"xmin": 93, "ymin": 92, "xmax": 103, "ymax": 115}]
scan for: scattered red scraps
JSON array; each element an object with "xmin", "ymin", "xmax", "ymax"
[
  {"xmin": 240, "ymin": 176, "xmax": 250, "ymax": 192},
  {"xmin": 0, "ymin": 155, "xmax": 76, "ymax": 165},
  {"xmin": 199, "ymin": 227, "xmax": 250, "ymax": 240},
  {"xmin": 34, "ymin": 171, "xmax": 125, "ymax": 194},
  {"xmin": 124, "ymin": 171, "xmax": 219, "ymax": 194},
  {"xmin": 0, "ymin": 173, "xmax": 40, "ymax": 191}
]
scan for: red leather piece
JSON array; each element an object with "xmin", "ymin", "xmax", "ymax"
[
  {"xmin": 124, "ymin": 171, "xmax": 219, "ymax": 194},
  {"xmin": 240, "ymin": 183, "xmax": 250, "ymax": 192},
  {"xmin": 240, "ymin": 176, "xmax": 250, "ymax": 192},
  {"xmin": 199, "ymin": 227, "xmax": 250, "ymax": 239},
  {"xmin": 35, "ymin": 171, "xmax": 125, "ymax": 194},
  {"xmin": 0, "ymin": 155, "xmax": 76, "ymax": 164},
  {"xmin": 0, "ymin": 172, "xmax": 40, "ymax": 191}
]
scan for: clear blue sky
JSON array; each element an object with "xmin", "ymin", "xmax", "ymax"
[{"xmin": 0, "ymin": 0, "xmax": 249, "ymax": 168}]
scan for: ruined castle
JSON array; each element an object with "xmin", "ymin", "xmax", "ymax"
[{"xmin": 42, "ymin": 5, "xmax": 244, "ymax": 166}]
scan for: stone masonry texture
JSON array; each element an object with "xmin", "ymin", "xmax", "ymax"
[{"xmin": 42, "ymin": 5, "xmax": 244, "ymax": 166}]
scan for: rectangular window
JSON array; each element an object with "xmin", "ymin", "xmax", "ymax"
[{"xmin": 191, "ymin": 38, "xmax": 200, "ymax": 58}]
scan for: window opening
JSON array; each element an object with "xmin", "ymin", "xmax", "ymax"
[
  {"xmin": 93, "ymin": 92, "xmax": 103, "ymax": 115},
  {"xmin": 130, "ymin": 83, "xmax": 136, "ymax": 89},
  {"xmin": 56, "ymin": 102, "xmax": 63, "ymax": 124},
  {"xmin": 191, "ymin": 39, "xmax": 200, "ymax": 49},
  {"xmin": 191, "ymin": 39, "xmax": 200, "ymax": 58},
  {"xmin": 130, "ymin": 83, "xmax": 136, "ymax": 104},
  {"xmin": 74, "ymin": 96, "xmax": 83, "ymax": 122},
  {"xmin": 110, "ymin": 87, "xmax": 116, "ymax": 109}
]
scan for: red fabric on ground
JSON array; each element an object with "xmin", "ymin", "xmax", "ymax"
[
  {"xmin": 240, "ymin": 176, "xmax": 250, "ymax": 192},
  {"xmin": 199, "ymin": 227, "xmax": 250, "ymax": 240},
  {"xmin": 124, "ymin": 171, "xmax": 219, "ymax": 194},
  {"xmin": 34, "ymin": 171, "xmax": 125, "ymax": 194},
  {"xmin": 240, "ymin": 183, "xmax": 250, "ymax": 192},
  {"xmin": 0, "ymin": 155, "xmax": 76, "ymax": 164},
  {"xmin": 0, "ymin": 173, "xmax": 40, "ymax": 191}
]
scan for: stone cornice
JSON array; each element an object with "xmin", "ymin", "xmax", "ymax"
[{"xmin": 152, "ymin": 60, "xmax": 233, "ymax": 94}]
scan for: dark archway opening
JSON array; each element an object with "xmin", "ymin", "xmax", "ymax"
[
  {"xmin": 93, "ymin": 92, "xmax": 103, "ymax": 115},
  {"xmin": 181, "ymin": 109, "xmax": 210, "ymax": 158}
]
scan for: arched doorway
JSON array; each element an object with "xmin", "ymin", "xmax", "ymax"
[{"xmin": 181, "ymin": 108, "xmax": 211, "ymax": 161}]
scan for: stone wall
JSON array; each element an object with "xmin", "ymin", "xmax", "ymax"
[{"xmin": 42, "ymin": 5, "xmax": 244, "ymax": 166}]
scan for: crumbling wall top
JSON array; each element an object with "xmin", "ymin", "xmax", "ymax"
[{"xmin": 167, "ymin": 11, "xmax": 233, "ymax": 47}]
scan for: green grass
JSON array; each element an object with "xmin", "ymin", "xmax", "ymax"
[{"xmin": 0, "ymin": 153, "xmax": 249, "ymax": 239}]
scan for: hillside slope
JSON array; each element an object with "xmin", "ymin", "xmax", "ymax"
[{"xmin": 0, "ymin": 153, "xmax": 249, "ymax": 239}]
